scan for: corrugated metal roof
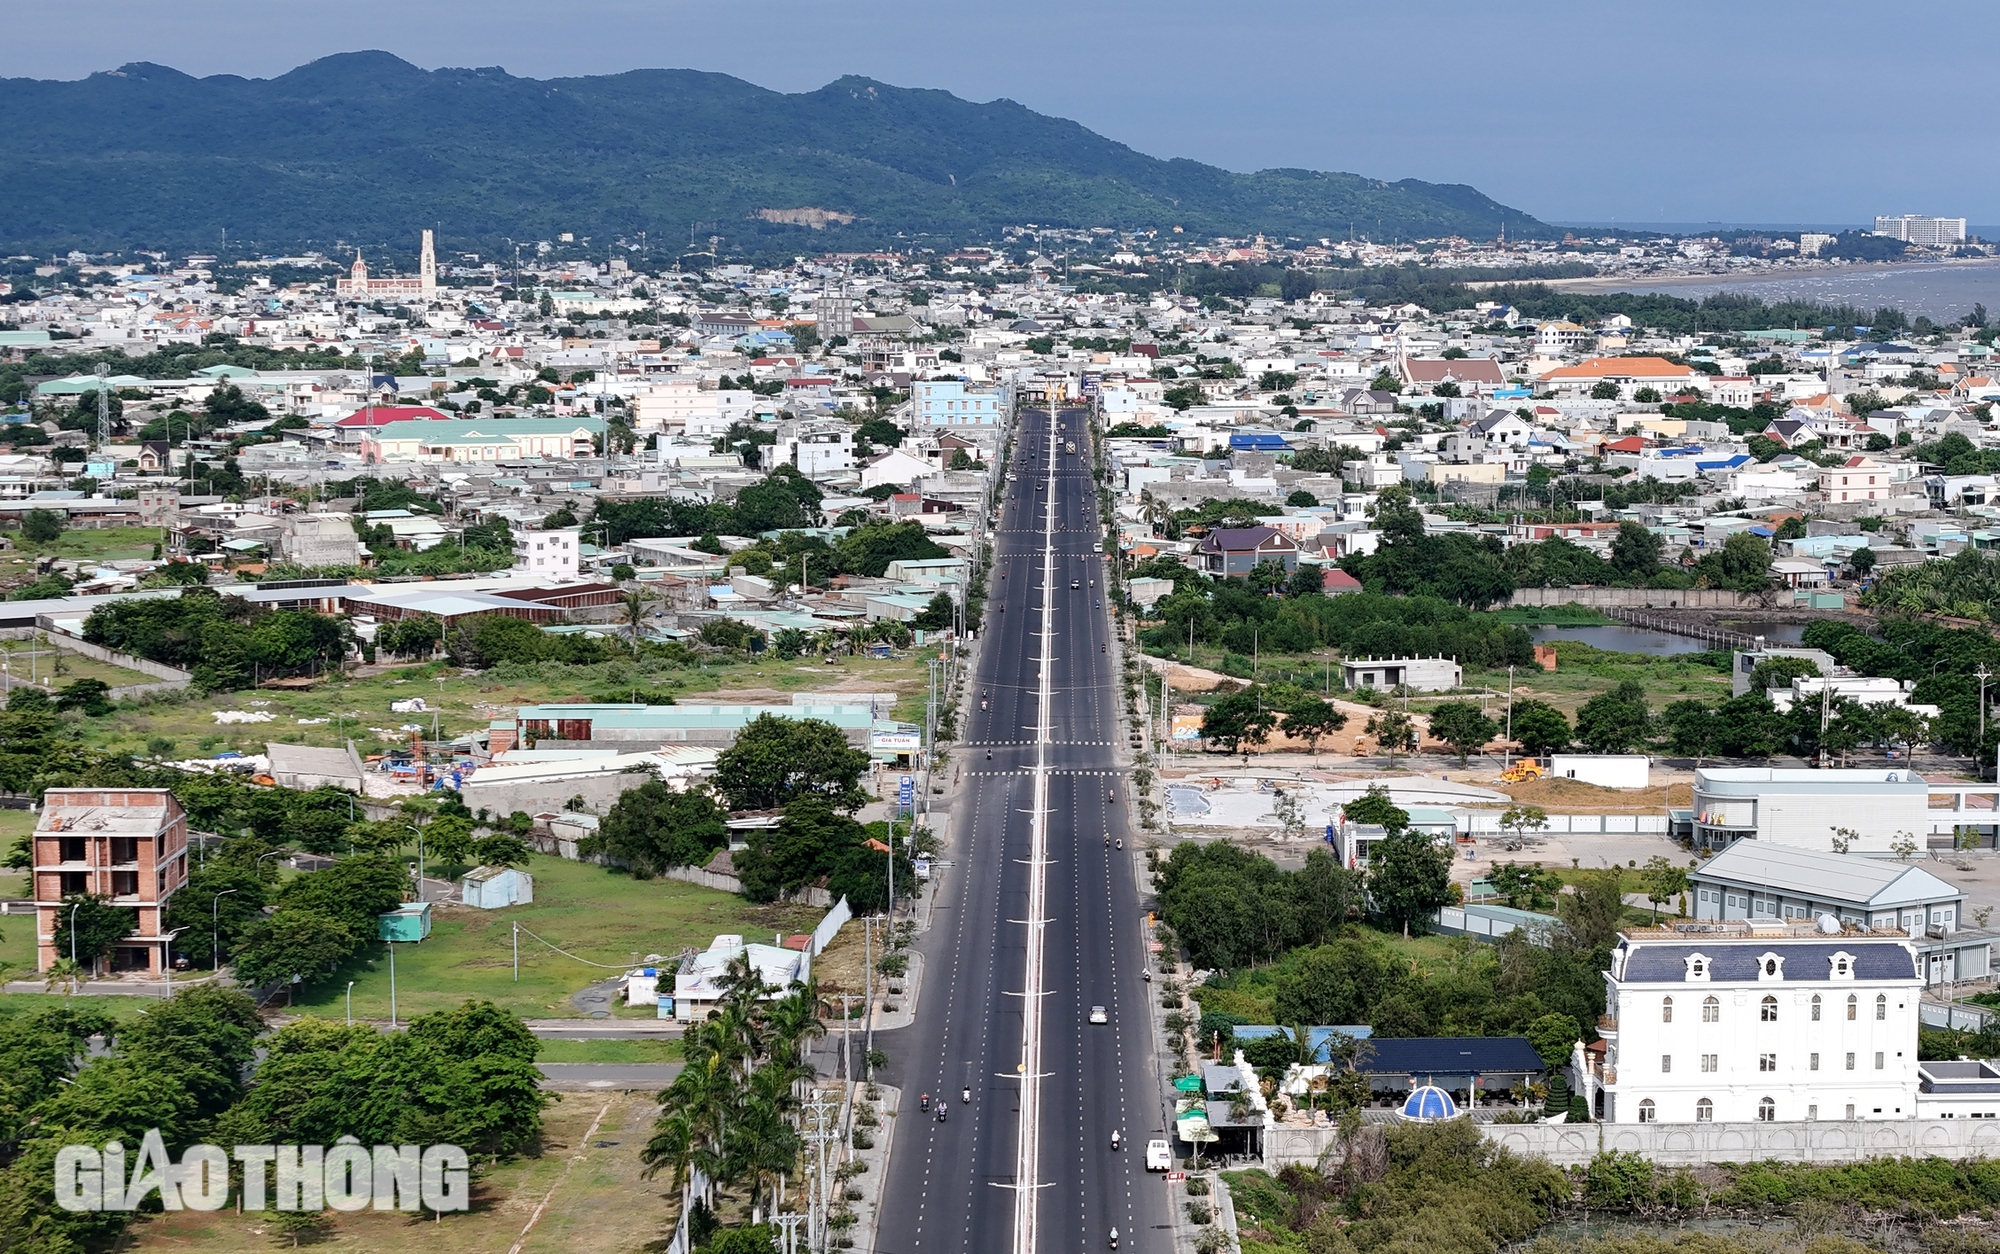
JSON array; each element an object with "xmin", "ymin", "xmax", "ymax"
[{"xmin": 1695, "ymin": 842, "xmax": 1960, "ymax": 909}]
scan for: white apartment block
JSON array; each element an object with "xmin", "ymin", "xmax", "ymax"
[
  {"xmin": 1873, "ymin": 215, "xmax": 1967, "ymax": 248},
  {"xmin": 514, "ymin": 527, "xmax": 580, "ymax": 581},
  {"xmin": 632, "ymin": 379, "xmax": 759, "ymax": 435},
  {"xmin": 1596, "ymin": 925, "xmax": 1923, "ymax": 1125}
]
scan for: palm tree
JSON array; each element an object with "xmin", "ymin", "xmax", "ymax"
[{"xmin": 43, "ymin": 957, "xmax": 84, "ymax": 998}]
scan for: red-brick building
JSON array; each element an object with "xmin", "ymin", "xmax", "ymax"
[{"xmin": 33, "ymin": 788, "xmax": 188, "ymax": 975}]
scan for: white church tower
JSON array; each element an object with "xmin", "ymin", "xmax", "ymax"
[{"xmin": 419, "ymin": 229, "xmax": 437, "ymax": 299}]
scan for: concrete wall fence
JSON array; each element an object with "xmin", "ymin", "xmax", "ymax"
[
  {"xmin": 1461, "ymin": 812, "xmax": 1668, "ymax": 835},
  {"xmin": 1265, "ymin": 1118, "xmax": 2000, "ymax": 1171},
  {"xmin": 1509, "ymin": 588, "xmax": 1759, "ymax": 609}
]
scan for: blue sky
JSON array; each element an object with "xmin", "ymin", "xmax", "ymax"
[{"xmin": 7, "ymin": 0, "xmax": 1992, "ymax": 228}]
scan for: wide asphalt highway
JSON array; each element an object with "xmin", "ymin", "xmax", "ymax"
[{"xmin": 876, "ymin": 405, "xmax": 1174, "ymax": 1254}]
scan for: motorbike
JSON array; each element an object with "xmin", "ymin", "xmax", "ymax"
[
  {"xmin": 920, "ymin": 1093, "xmax": 931, "ymax": 1112},
  {"xmin": 1110, "ymin": 1230, "xmax": 1119, "ymax": 1250},
  {"xmin": 987, "ymin": 749, "xmax": 993, "ymax": 759},
  {"xmin": 937, "ymin": 1105, "xmax": 947, "ymax": 1123},
  {"xmin": 1115, "ymin": 839, "xmax": 1123, "ymax": 849},
  {"xmin": 1142, "ymin": 970, "xmax": 1152, "ymax": 983},
  {"xmin": 1111, "ymin": 1131, "xmax": 1121, "ymax": 1150},
  {"xmin": 1108, "ymin": 789, "xmax": 1116, "ymax": 803},
  {"xmin": 962, "ymin": 1088, "xmax": 971, "ymax": 1103}
]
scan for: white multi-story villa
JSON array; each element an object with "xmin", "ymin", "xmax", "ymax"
[{"xmin": 1589, "ymin": 921, "xmax": 1923, "ymax": 1125}]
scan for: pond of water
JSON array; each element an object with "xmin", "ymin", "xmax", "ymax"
[{"xmin": 1525, "ymin": 621, "xmax": 1810, "ymax": 657}]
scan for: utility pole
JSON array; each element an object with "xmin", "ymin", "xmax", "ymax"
[
  {"xmin": 1504, "ymin": 664, "xmax": 1515, "ymax": 768},
  {"xmin": 862, "ymin": 919, "xmax": 875, "ymax": 1081},
  {"xmin": 95, "ymin": 362, "xmax": 111, "ymax": 449}
]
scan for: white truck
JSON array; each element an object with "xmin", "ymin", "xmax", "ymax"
[{"xmin": 1145, "ymin": 1139, "xmax": 1172, "ymax": 1171}]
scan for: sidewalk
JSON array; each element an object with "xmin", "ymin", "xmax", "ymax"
[{"xmin": 848, "ymin": 1082, "xmax": 902, "ymax": 1254}]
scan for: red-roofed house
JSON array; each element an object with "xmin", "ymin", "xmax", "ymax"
[
  {"xmin": 328, "ymin": 406, "xmax": 453, "ymax": 453},
  {"xmin": 1401, "ymin": 357, "xmax": 1507, "ymax": 395},
  {"xmin": 1322, "ymin": 567, "xmax": 1363, "ymax": 596},
  {"xmin": 1538, "ymin": 356, "xmax": 1701, "ymax": 398}
]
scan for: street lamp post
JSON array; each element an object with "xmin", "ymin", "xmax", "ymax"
[
  {"xmin": 347, "ymin": 980, "xmax": 356, "ymax": 1026},
  {"xmin": 68, "ymin": 901, "xmax": 81, "ymax": 970},
  {"xmin": 212, "ymin": 888, "xmax": 240, "ymax": 971},
  {"xmin": 388, "ymin": 940, "xmax": 398, "ymax": 1029}
]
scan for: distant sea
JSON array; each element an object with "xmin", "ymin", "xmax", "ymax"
[
  {"xmin": 1559, "ymin": 259, "xmax": 2000, "ymax": 323},
  {"xmin": 1542, "ymin": 221, "xmax": 2000, "ymax": 320}
]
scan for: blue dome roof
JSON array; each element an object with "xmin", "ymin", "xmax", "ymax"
[{"xmin": 1399, "ymin": 1084, "xmax": 1458, "ymax": 1122}]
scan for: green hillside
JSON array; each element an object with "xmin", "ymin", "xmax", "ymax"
[{"xmin": 0, "ymin": 52, "xmax": 1547, "ymax": 254}]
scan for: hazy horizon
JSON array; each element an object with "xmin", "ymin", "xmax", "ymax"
[{"xmin": 5, "ymin": 1, "xmax": 1993, "ymax": 229}]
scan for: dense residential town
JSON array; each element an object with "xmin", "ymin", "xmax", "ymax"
[{"xmin": 11, "ymin": 218, "xmax": 2000, "ymax": 1254}]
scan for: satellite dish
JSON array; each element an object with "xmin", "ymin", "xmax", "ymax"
[{"xmin": 1816, "ymin": 913, "xmax": 1841, "ymax": 935}]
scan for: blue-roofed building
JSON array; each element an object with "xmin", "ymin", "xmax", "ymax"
[
  {"xmin": 1593, "ymin": 922, "xmax": 1924, "ymax": 1125},
  {"xmin": 1228, "ymin": 433, "xmax": 1292, "ymax": 452}
]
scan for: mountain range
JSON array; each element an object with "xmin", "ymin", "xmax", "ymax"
[{"xmin": 0, "ymin": 52, "xmax": 1548, "ymax": 255}]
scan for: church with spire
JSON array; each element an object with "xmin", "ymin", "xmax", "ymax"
[{"xmin": 337, "ymin": 229, "xmax": 438, "ymax": 301}]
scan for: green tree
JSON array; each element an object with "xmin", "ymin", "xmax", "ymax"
[
  {"xmin": 586, "ymin": 781, "xmax": 728, "ymax": 876},
  {"xmin": 1279, "ymin": 696, "xmax": 1346, "ymax": 755},
  {"xmin": 1285, "ymin": 490, "xmax": 1319, "ymax": 508},
  {"xmin": 228, "ymin": 908, "xmax": 355, "ymax": 993},
  {"xmin": 1590, "ymin": 381, "xmax": 1621, "ymax": 400},
  {"xmin": 1364, "ymin": 708, "xmax": 1416, "ymax": 765},
  {"xmin": 1850, "ymin": 546, "xmax": 1876, "ymax": 577},
  {"xmin": 470, "ymin": 833, "xmax": 532, "ymax": 868},
  {"xmin": 1556, "ymin": 869, "xmax": 1627, "ymax": 955},
  {"xmin": 1573, "ymin": 681, "xmax": 1650, "ymax": 754},
  {"xmin": 1660, "ymin": 699, "xmax": 1722, "ymax": 765},
  {"xmin": 51, "ymin": 894, "xmax": 130, "ymax": 972},
  {"xmin": 1749, "ymin": 655, "xmax": 1819, "ymax": 693},
  {"xmin": 1369, "ymin": 830, "xmax": 1452, "ymax": 938},
  {"xmin": 1341, "ymin": 785, "xmax": 1408, "ymax": 835},
  {"xmin": 20, "ymin": 509, "xmax": 64, "ymax": 543},
  {"xmin": 277, "ymin": 852, "xmax": 409, "ymax": 937},
  {"xmin": 1609, "ymin": 522, "xmax": 1663, "ymax": 581},
  {"xmin": 1201, "ymin": 688, "xmax": 1278, "ymax": 757},
  {"xmin": 1640, "ymin": 854, "xmax": 1690, "ymax": 922},
  {"xmin": 1489, "ymin": 861, "xmax": 1560, "ymax": 911},
  {"xmin": 1524, "ymin": 1012, "xmax": 1579, "ymax": 1069},
  {"xmin": 911, "ymin": 592, "xmax": 955, "ymax": 632},
  {"xmin": 1507, "ymin": 699, "xmax": 1570, "ymax": 757},
  {"xmin": 1699, "ymin": 531, "xmax": 1773, "ymax": 592},
  {"xmin": 1499, "ymin": 804, "xmax": 1549, "ymax": 846},
  {"xmin": 714, "ymin": 714, "xmax": 871, "ymax": 812},
  {"xmin": 1425, "ymin": 701, "xmax": 1498, "ymax": 766}
]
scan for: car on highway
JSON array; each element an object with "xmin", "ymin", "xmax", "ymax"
[
  {"xmin": 1145, "ymin": 1140, "xmax": 1172, "ymax": 1171},
  {"xmin": 1088, "ymin": 1005, "xmax": 1108, "ymax": 1024},
  {"xmin": 1071, "ymin": 580, "xmax": 1081, "ymax": 589}
]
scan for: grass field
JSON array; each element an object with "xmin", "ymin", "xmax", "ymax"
[
  {"xmin": 0, "ymin": 637, "xmax": 156, "ymax": 691},
  {"xmin": 5, "ymin": 525, "xmax": 164, "ymax": 564},
  {"xmin": 127, "ymin": 1089, "xmax": 675, "ymax": 1254},
  {"xmin": 534, "ymin": 1037, "xmax": 684, "ymax": 1063},
  {"xmin": 285, "ymin": 854, "xmax": 823, "ymax": 1022},
  {"xmin": 74, "ymin": 650, "xmax": 937, "ymax": 761}
]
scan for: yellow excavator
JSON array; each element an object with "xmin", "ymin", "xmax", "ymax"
[{"xmin": 1499, "ymin": 760, "xmax": 1544, "ymax": 784}]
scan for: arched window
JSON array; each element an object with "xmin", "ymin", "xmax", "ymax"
[
  {"xmin": 1696, "ymin": 1098, "xmax": 1713, "ymax": 1123},
  {"xmin": 1763, "ymin": 957, "xmax": 1779, "ymax": 977},
  {"xmin": 1847, "ymin": 994, "xmax": 1858, "ymax": 1021},
  {"xmin": 1811, "ymin": 994, "xmax": 1822, "ymax": 1022},
  {"xmin": 1638, "ymin": 1099, "xmax": 1656, "ymax": 1123},
  {"xmin": 1703, "ymin": 995, "xmax": 1720, "ymax": 1023},
  {"xmin": 1761, "ymin": 995, "xmax": 1778, "ymax": 1022},
  {"xmin": 1758, "ymin": 1096, "xmax": 1776, "ymax": 1122},
  {"xmin": 1662, "ymin": 996, "xmax": 1674, "ymax": 1023},
  {"xmin": 1876, "ymin": 994, "xmax": 1887, "ymax": 1021}
]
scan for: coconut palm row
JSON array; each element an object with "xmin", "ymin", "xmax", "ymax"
[{"xmin": 644, "ymin": 952, "xmax": 829, "ymax": 1228}]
